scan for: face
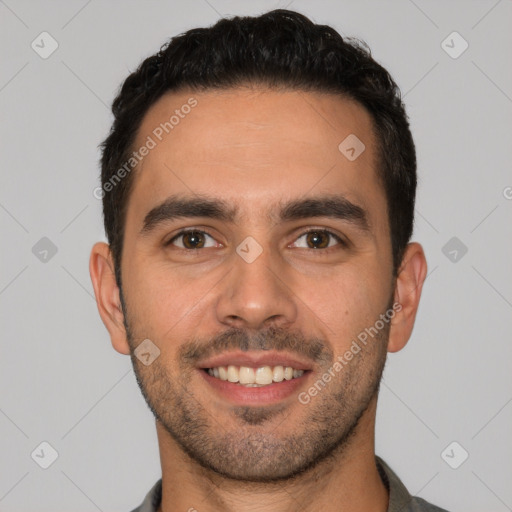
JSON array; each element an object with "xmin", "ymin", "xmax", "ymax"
[{"xmin": 117, "ymin": 87, "xmax": 396, "ymax": 481}]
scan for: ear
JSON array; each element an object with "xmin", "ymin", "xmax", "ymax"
[
  {"xmin": 89, "ymin": 242, "xmax": 131, "ymax": 355},
  {"xmin": 387, "ymin": 242, "xmax": 428, "ymax": 353}
]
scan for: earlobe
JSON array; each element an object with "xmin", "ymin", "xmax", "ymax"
[
  {"xmin": 89, "ymin": 242, "xmax": 131, "ymax": 355},
  {"xmin": 387, "ymin": 242, "xmax": 428, "ymax": 353}
]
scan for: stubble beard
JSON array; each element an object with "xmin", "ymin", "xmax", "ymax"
[{"xmin": 121, "ymin": 293, "xmax": 389, "ymax": 482}]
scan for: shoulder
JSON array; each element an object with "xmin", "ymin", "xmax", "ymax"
[
  {"xmin": 408, "ymin": 496, "xmax": 451, "ymax": 511},
  {"xmin": 128, "ymin": 479, "xmax": 162, "ymax": 512},
  {"xmin": 376, "ymin": 456, "xmax": 451, "ymax": 512}
]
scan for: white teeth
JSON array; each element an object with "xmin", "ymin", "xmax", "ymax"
[
  {"xmin": 239, "ymin": 366, "xmax": 255, "ymax": 384},
  {"xmin": 273, "ymin": 365, "xmax": 284, "ymax": 382},
  {"xmin": 207, "ymin": 364, "xmax": 304, "ymax": 386},
  {"xmin": 227, "ymin": 365, "xmax": 239, "ymax": 383},
  {"xmin": 255, "ymin": 366, "xmax": 273, "ymax": 385}
]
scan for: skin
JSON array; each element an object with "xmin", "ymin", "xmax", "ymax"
[{"xmin": 90, "ymin": 87, "xmax": 427, "ymax": 512}]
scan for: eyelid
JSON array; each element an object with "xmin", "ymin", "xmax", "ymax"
[
  {"xmin": 165, "ymin": 226, "xmax": 348, "ymax": 251},
  {"xmin": 165, "ymin": 227, "xmax": 219, "ymax": 247},
  {"xmin": 290, "ymin": 227, "xmax": 348, "ymax": 249}
]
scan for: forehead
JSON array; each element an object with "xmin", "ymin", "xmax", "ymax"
[{"xmin": 127, "ymin": 87, "xmax": 385, "ymax": 229}]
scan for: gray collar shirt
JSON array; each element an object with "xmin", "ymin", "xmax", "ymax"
[{"xmin": 130, "ymin": 456, "xmax": 450, "ymax": 512}]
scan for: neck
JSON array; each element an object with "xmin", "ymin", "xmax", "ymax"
[{"xmin": 156, "ymin": 398, "xmax": 388, "ymax": 512}]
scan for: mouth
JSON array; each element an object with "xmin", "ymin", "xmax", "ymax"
[
  {"xmin": 197, "ymin": 351, "xmax": 313, "ymax": 405},
  {"xmin": 204, "ymin": 365, "xmax": 305, "ymax": 387}
]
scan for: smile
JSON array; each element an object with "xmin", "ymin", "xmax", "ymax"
[{"xmin": 205, "ymin": 365, "xmax": 305, "ymax": 387}]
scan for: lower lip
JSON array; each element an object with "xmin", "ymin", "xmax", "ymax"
[{"xmin": 199, "ymin": 369, "xmax": 310, "ymax": 405}]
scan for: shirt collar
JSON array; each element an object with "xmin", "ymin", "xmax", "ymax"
[{"xmin": 376, "ymin": 456, "xmax": 415, "ymax": 511}]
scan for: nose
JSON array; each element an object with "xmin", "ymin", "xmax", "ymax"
[{"xmin": 215, "ymin": 244, "xmax": 298, "ymax": 331}]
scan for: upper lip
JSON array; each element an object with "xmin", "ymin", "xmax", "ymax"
[{"xmin": 197, "ymin": 351, "xmax": 314, "ymax": 371}]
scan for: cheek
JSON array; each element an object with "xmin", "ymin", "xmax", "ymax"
[
  {"xmin": 123, "ymin": 257, "xmax": 218, "ymax": 339},
  {"xmin": 306, "ymin": 261, "xmax": 391, "ymax": 340}
]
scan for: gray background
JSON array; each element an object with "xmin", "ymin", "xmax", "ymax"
[{"xmin": 1, "ymin": 0, "xmax": 511, "ymax": 510}]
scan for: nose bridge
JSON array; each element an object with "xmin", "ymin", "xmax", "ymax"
[{"xmin": 214, "ymin": 238, "xmax": 298, "ymax": 330}]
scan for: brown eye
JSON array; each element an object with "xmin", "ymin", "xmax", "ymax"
[
  {"xmin": 305, "ymin": 231, "xmax": 330, "ymax": 249},
  {"xmin": 182, "ymin": 231, "xmax": 205, "ymax": 249},
  {"xmin": 168, "ymin": 230, "xmax": 216, "ymax": 249},
  {"xmin": 291, "ymin": 230, "xmax": 345, "ymax": 250}
]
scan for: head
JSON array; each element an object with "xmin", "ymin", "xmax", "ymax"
[{"xmin": 90, "ymin": 9, "xmax": 427, "ymax": 482}]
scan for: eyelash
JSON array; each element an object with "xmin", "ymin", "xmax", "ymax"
[{"xmin": 166, "ymin": 228, "xmax": 347, "ymax": 252}]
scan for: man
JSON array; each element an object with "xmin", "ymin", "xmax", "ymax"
[{"xmin": 89, "ymin": 9, "xmax": 449, "ymax": 512}]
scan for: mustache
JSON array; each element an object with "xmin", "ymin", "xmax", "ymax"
[{"xmin": 179, "ymin": 325, "xmax": 333, "ymax": 366}]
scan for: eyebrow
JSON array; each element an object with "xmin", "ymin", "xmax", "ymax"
[{"xmin": 140, "ymin": 194, "xmax": 370, "ymax": 235}]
